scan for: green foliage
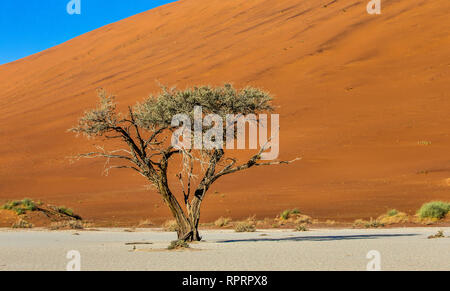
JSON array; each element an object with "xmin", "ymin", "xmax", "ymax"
[
  {"xmin": 70, "ymin": 89, "xmax": 118, "ymax": 137},
  {"xmin": 290, "ymin": 208, "xmax": 300, "ymax": 214},
  {"xmin": 387, "ymin": 209, "xmax": 399, "ymax": 217},
  {"xmin": 279, "ymin": 209, "xmax": 301, "ymax": 220},
  {"xmin": 2, "ymin": 198, "xmax": 37, "ymax": 215},
  {"xmin": 55, "ymin": 206, "xmax": 74, "ymax": 217},
  {"xmin": 133, "ymin": 84, "xmax": 273, "ymax": 130},
  {"xmin": 417, "ymin": 201, "xmax": 450, "ymax": 219},
  {"xmin": 71, "ymin": 85, "xmax": 273, "ymax": 140}
]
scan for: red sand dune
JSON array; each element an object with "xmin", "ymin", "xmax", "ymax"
[{"xmin": 0, "ymin": 0, "xmax": 449, "ymax": 225}]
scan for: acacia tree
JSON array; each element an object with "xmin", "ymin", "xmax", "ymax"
[{"xmin": 70, "ymin": 84, "xmax": 298, "ymax": 241}]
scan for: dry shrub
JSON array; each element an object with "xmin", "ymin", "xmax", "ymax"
[
  {"xmin": 415, "ymin": 217, "xmax": 439, "ymax": 225},
  {"xmin": 294, "ymin": 215, "xmax": 312, "ymax": 224},
  {"xmin": 295, "ymin": 224, "xmax": 308, "ymax": 231},
  {"xmin": 377, "ymin": 211, "xmax": 409, "ymax": 225},
  {"xmin": 234, "ymin": 222, "xmax": 256, "ymax": 232},
  {"xmin": 137, "ymin": 219, "xmax": 154, "ymax": 227},
  {"xmin": 234, "ymin": 217, "xmax": 256, "ymax": 232},
  {"xmin": 428, "ymin": 230, "xmax": 445, "ymax": 239},
  {"xmin": 49, "ymin": 220, "xmax": 87, "ymax": 230},
  {"xmin": 162, "ymin": 220, "xmax": 179, "ymax": 232},
  {"xmin": 12, "ymin": 219, "xmax": 33, "ymax": 229},
  {"xmin": 353, "ymin": 218, "xmax": 384, "ymax": 228},
  {"xmin": 276, "ymin": 209, "xmax": 311, "ymax": 225},
  {"xmin": 214, "ymin": 217, "xmax": 231, "ymax": 227},
  {"xmin": 168, "ymin": 240, "xmax": 189, "ymax": 250}
]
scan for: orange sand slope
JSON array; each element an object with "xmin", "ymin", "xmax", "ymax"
[{"xmin": 0, "ymin": 0, "xmax": 449, "ymax": 225}]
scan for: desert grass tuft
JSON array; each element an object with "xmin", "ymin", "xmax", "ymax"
[
  {"xmin": 353, "ymin": 218, "xmax": 384, "ymax": 228},
  {"xmin": 378, "ymin": 210, "xmax": 409, "ymax": 225},
  {"xmin": 162, "ymin": 220, "xmax": 179, "ymax": 232},
  {"xmin": 295, "ymin": 224, "xmax": 308, "ymax": 231},
  {"xmin": 214, "ymin": 217, "xmax": 232, "ymax": 227},
  {"xmin": 234, "ymin": 217, "xmax": 256, "ymax": 232}
]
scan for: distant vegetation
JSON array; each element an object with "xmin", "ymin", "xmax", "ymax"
[
  {"xmin": 387, "ymin": 209, "xmax": 399, "ymax": 217},
  {"xmin": 234, "ymin": 217, "xmax": 256, "ymax": 232},
  {"xmin": 214, "ymin": 217, "xmax": 232, "ymax": 227},
  {"xmin": 1, "ymin": 198, "xmax": 38, "ymax": 215},
  {"xmin": 49, "ymin": 220, "xmax": 86, "ymax": 230},
  {"xmin": 295, "ymin": 224, "xmax": 308, "ymax": 231},
  {"xmin": 353, "ymin": 218, "xmax": 385, "ymax": 228},
  {"xmin": 417, "ymin": 201, "xmax": 450, "ymax": 219},
  {"xmin": 279, "ymin": 209, "xmax": 301, "ymax": 220},
  {"xmin": 1, "ymin": 199, "xmax": 83, "ymax": 229},
  {"xmin": 163, "ymin": 220, "xmax": 179, "ymax": 232},
  {"xmin": 55, "ymin": 206, "xmax": 74, "ymax": 217},
  {"xmin": 12, "ymin": 218, "xmax": 33, "ymax": 229}
]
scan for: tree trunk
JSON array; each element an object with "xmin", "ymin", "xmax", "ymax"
[
  {"xmin": 175, "ymin": 214, "xmax": 201, "ymax": 242},
  {"xmin": 156, "ymin": 178, "xmax": 202, "ymax": 242}
]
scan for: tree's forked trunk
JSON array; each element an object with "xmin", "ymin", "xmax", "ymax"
[
  {"xmin": 176, "ymin": 218, "xmax": 201, "ymax": 242},
  {"xmin": 159, "ymin": 182, "xmax": 202, "ymax": 242}
]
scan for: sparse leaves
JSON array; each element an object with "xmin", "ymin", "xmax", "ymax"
[{"xmin": 70, "ymin": 89, "xmax": 118, "ymax": 137}]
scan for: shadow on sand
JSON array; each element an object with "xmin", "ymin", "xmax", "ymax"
[{"xmin": 215, "ymin": 233, "xmax": 419, "ymax": 243}]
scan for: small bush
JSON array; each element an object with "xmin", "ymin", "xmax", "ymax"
[
  {"xmin": 162, "ymin": 220, "xmax": 179, "ymax": 232},
  {"xmin": 428, "ymin": 230, "xmax": 445, "ymax": 239},
  {"xmin": 378, "ymin": 211, "xmax": 409, "ymax": 225},
  {"xmin": 290, "ymin": 208, "xmax": 301, "ymax": 215},
  {"xmin": 55, "ymin": 206, "xmax": 74, "ymax": 217},
  {"xmin": 168, "ymin": 240, "xmax": 189, "ymax": 250},
  {"xmin": 280, "ymin": 210, "xmax": 291, "ymax": 220},
  {"xmin": 2, "ymin": 198, "xmax": 37, "ymax": 215},
  {"xmin": 49, "ymin": 220, "xmax": 86, "ymax": 230},
  {"xmin": 234, "ymin": 221, "xmax": 256, "ymax": 232},
  {"xmin": 214, "ymin": 217, "xmax": 231, "ymax": 227},
  {"xmin": 295, "ymin": 224, "xmax": 308, "ymax": 231},
  {"xmin": 353, "ymin": 218, "xmax": 384, "ymax": 228},
  {"xmin": 12, "ymin": 219, "xmax": 33, "ymax": 229},
  {"xmin": 387, "ymin": 209, "xmax": 399, "ymax": 217},
  {"xmin": 417, "ymin": 201, "xmax": 450, "ymax": 219},
  {"xmin": 294, "ymin": 215, "xmax": 312, "ymax": 224},
  {"xmin": 279, "ymin": 208, "xmax": 303, "ymax": 220}
]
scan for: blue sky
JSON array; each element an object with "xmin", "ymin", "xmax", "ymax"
[{"xmin": 0, "ymin": 0, "xmax": 175, "ymax": 65}]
